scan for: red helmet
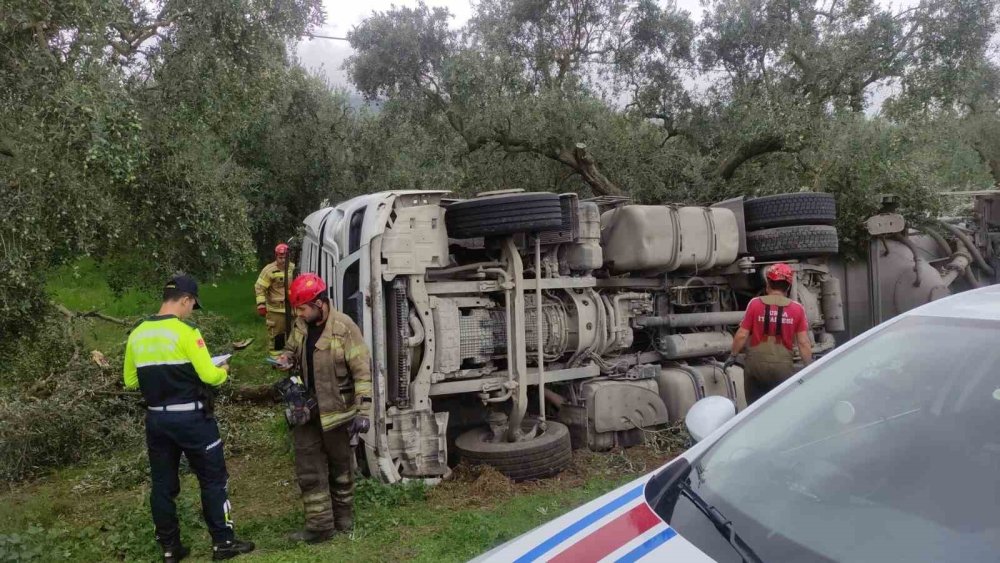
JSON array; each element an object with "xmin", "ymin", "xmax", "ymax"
[
  {"xmin": 289, "ymin": 274, "xmax": 327, "ymax": 308},
  {"xmin": 766, "ymin": 263, "xmax": 794, "ymax": 283},
  {"xmin": 275, "ymin": 243, "xmax": 289, "ymax": 256}
]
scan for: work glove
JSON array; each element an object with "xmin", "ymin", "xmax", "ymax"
[
  {"xmin": 348, "ymin": 415, "xmax": 370, "ymax": 447},
  {"xmin": 256, "ymin": 305, "xmax": 267, "ymax": 317},
  {"xmin": 722, "ymin": 354, "xmax": 738, "ymax": 371}
]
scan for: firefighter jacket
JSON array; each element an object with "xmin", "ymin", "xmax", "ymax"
[
  {"xmin": 255, "ymin": 261, "xmax": 295, "ymax": 313},
  {"xmin": 285, "ymin": 310, "xmax": 373, "ymax": 431},
  {"xmin": 123, "ymin": 315, "xmax": 228, "ymax": 407}
]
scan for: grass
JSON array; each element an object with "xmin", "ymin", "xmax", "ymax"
[{"xmin": 0, "ymin": 259, "xmax": 685, "ymax": 562}]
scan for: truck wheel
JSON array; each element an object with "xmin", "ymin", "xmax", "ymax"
[
  {"xmin": 455, "ymin": 418, "xmax": 572, "ymax": 481},
  {"xmin": 747, "ymin": 225, "xmax": 839, "ymax": 260},
  {"xmin": 745, "ymin": 193, "xmax": 836, "ymax": 230},
  {"xmin": 445, "ymin": 192, "xmax": 564, "ymax": 239}
]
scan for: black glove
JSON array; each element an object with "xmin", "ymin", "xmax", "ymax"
[
  {"xmin": 723, "ymin": 355, "xmax": 737, "ymax": 370},
  {"xmin": 272, "ymin": 375, "xmax": 315, "ymax": 427},
  {"xmin": 348, "ymin": 415, "xmax": 370, "ymax": 447}
]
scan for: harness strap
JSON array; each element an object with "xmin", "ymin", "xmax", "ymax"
[
  {"xmin": 763, "ymin": 304, "xmax": 772, "ymax": 336},
  {"xmin": 775, "ymin": 305, "xmax": 785, "ymax": 339}
]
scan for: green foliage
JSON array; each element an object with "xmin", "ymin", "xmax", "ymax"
[
  {"xmin": 0, "ymin": 323, "xmax": 143, "ymax": 483},
  {"xmin": 354, "ymin": 478, "xmax": 427, "ymax": 510},
  {"xmin": 0, "ymin": 261, "xmax": 249, "ymax": 485},
  {"xmin": 0, "ymin": 0, "xmax": 323, "ymax": 340}
]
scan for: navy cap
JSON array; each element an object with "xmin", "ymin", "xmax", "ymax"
[{"xmin": 165, "ymin": 274, "xmax": 202, "ymax": 309}]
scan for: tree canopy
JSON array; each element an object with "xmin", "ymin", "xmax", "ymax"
[
  {"xmin": 2, "ymin": 0, "xmax": 999, "ymax": 341},
  {"xmin": 345, "ymin": 0, "xmax": 998, "ymax": 245}
]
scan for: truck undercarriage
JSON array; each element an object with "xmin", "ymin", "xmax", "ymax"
[{"xmin": 301, "ymin": 189, "xmax": 997, "ymax": 483}]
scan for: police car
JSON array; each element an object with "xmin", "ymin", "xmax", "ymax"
[{"xmin": 474, "ymin": 285, "xmax": 1000, "ymax": 562}]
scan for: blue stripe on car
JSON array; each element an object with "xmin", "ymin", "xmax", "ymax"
[
  {"xmin": 514, "ymin": 483, "xmax": 646, "ymax": 563},
  {"xmin": 615, "ymin": 527, "xmax": 678, "ymax": 563}
]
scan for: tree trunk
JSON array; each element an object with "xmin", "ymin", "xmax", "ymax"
[
  {"xmin": 553, "ymin": 143, "xmax": 624, "ymax": 196},
  {"xmin": 718, "ymin": 135, "xmax": 786, "ymax": 181}
]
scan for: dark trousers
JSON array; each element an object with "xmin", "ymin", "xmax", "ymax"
[
  {"xmin": 146, "ymin": 411, "xmax": 235, "ymax": 546},
  {"xmin": 744, "ymin": 339, "xmax": 796, "ymax": 405},
  {"xmin": 292, "ymin": 418, "xmax": 354, "ymax": 532}
]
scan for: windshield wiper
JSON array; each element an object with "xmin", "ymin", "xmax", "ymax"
[{"xmin": 677, "ymin": 479, "xmax": 764, "ymax": 563}]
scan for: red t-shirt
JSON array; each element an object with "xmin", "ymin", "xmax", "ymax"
[{"xmin": 739, "ymin": 297, "xmax": 809, "ymax": 350}]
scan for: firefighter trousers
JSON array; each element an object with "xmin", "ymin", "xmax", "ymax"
[
  {"xmin": 146, "ymin": 411, "xmax": 235, "ymax": 546},
  {"xmin": 292, "ymin": 417, "xmax": 354, "ymax": 532},
  {"xmin": 265, "ymin": 311, "xmax": 287, "ymax": 358}
]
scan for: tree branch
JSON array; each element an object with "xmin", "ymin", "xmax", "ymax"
[
  {"xmin": 718, "ymin": 135, "xmax": 788, "ymax": 180},
  {"xmin": 56, "ymin": 304, "xmax": 129, "ymax": 325}
]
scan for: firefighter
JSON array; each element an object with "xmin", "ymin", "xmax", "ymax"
[
  {"xmin": 123, "ymin": 275, "xmax": 255, "ymax": 562},
  {"xmin": 255, "ymin": 243, "xmax": 295, "ymax": 358},
  {"xmin": 275, "ymin": 273, "xmax": 372, "ymax": 544},
  {"xmin": 727, "ymin": 263, "xmax": 813, "ymax": 404}
]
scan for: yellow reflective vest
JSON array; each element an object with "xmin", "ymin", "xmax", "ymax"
[{"xmin": 123, "ymin": 315, "xmax": 228, "ymax": 407}]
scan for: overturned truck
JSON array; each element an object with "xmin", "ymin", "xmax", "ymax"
[
  {"xmin": 300, "ymin": 190, "xmax": 857, "ymax": 482},
  {"xmin": 300, "ymin": 189, "xmax": 1000, "ymax": 482}
]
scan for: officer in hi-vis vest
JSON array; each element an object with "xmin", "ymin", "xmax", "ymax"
[{"xmin": 124, "ymin": 274, "xmax": 255, "ymax": 562}]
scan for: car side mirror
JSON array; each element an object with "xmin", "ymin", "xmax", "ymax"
[{"xmin": 686, "ymin": 396, "xmax": 737, "ymax": 443}]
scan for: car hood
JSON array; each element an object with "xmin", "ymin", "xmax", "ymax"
[{"xmin": 471, "ymin": 459, "xmax": 714, "ymax": 562}]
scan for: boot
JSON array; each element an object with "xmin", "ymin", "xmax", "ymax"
[
  {"xmin": 162, "ymin": 544, "xmax": 190, "ymax": 563},
  {"xmin": 287, "ymin": 528, "xmax": 337, "ymax": 544},
  {"xmin": 212, "ymin": 538, "xmax": 255, "ymax": 560},
  {"xmin": 333, "ymin": 505, "xmax": 353, "ymax": 533}
]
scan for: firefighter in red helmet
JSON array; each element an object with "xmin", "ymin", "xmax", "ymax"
[
  {"xmin": 254, "ymin": 243, "xmax": 294, "ymax": 358},
  {"xmin": 727, "ymin": 263, "xmax": 813, "ymax": 404},
  {"xmin": 274, "ymin": 273, "xmax": 372, "ymax": 544}
]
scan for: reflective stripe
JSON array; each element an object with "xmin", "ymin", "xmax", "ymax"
[
  {"xmin": 148, "ymin": 401, "xmax": 203, "ymax": 412},
  {"xmin": 345, "ymin": 344, "xmax": 366, "ymax": 361},
  {"xmin": 131, "ymin": 328, "xmax": 180, "ymax": 342},
  {"xmin": 136, "ymin": 359, "xmax": 191, "ymax": 368},
  {"xmin": 206, "ymin": 439, "xmax": 222, "ymax": 451},
  {"xmin": 320, "ymin": 408, "xmax": 357, "ymax": 430}
]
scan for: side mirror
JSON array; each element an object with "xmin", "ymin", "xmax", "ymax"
[{"xmin": 686, "ymin": 396, "xmax": 737, "ymax": 443}]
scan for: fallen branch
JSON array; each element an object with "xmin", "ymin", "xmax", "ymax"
[
  {"xmin": 228, "ymin": 384, "xmax": 281, "ymax": 404},
  {"xmin": 55, "ymin": 304, "xmax": 129, "ymax": 326}
]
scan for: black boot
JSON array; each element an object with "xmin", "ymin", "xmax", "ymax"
[
  {"xmin": 162, "ymin": 543, "xmax": 190, "ymax": 563},
  {"xmin": 287, "ymin": 528, "xmax": 337, "ymax": 544},
  {"xmin": 212, "ymin": 538, "xmax": 255, "ymax": 560}
]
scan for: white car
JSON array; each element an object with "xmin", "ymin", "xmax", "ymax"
[{"xmin": 474, "ymin": 284, "xmax": 1000, "ymax": 562}]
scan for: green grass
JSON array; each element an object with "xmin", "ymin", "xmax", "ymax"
[
  {"xmin": 47, "ymin": 258, "xmax": 159, "ymax": 318},
  {"xmin": 0, "ymin": 258, "xmax": 678, "ymax": 561}
]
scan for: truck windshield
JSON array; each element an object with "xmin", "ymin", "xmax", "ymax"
[{"xmin": 661, "ymin": 315, "xmax": 1000, "ymax": 562}]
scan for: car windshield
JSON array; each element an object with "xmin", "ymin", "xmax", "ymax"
[{"xmin": 664, "ymin": 315, "xmax": 1000, "ymax": 562}]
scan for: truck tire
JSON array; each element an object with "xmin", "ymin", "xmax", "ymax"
[
  {"xmin": 455, "ymin": 418, "xmax": 572, "ymax": 481},
  {"xmin": 745, "ymin": 193, "xmax": 836, "ymax": 230},
  {"xmin": 446, "ymin": 193, "xmax": 564, "ymax": 239},
  {"xmin": 747, "ymin": 225, "xmax": 839, "ymax": 259}
]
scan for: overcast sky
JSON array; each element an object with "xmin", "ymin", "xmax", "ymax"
[
  {"xmin": 296, "ymin": 0, "xmax": 922, "ymax": 101},
  {"xmin": 295, "ymin": 0, "xmax": 704, "ymax": 90}
]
